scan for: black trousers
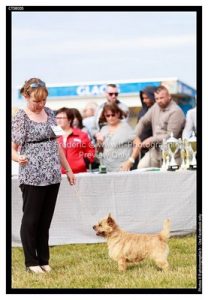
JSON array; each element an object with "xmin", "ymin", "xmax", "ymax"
[{"xmin": 20, "ymin": 183, "xmax": 60, "ymax": 267}]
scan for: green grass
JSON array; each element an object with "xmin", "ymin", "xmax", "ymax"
[{"xmin": 12, "ymin": 234, "xmax": 197, "ymax": 289}]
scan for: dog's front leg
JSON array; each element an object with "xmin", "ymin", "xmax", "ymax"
[{"xmin": 118, "ymin": 258, "xmax": 127, "ymax": 272}]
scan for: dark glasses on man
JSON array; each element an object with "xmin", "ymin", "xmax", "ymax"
[
  {"xmin": 29, "ymin": 81, "xmax": 46, "ymax": 88},
  {"xmin": 105, "ymin": 113, "xmax": 116, "ymax": 118},
  {"xmin": 108, "ymin": 92, "xmax": 118, "ymax": 96}
]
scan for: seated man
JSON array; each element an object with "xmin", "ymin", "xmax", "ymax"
[
  {"xmin": 182, "ymin": 107, "xmax": 197, "ymax": 139},
  {"xmin": 135, "ymin": 85, "xmax": 185, "ymax": 168}
]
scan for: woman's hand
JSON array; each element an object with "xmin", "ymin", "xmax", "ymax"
[
  {"xmin": 12, "ymin": 142, "xmax": 28, "ymax": 165},
  {"xmin": 18, "ymin": 154, "xmax": 29, "ymax": 166},
  {"xmin": 120, "ymin": 160, "xmax": 133, "ymax": 171},
  {"xmin": 66, "ymin": 170, "xmax": 76, "ymax": 185},
  {"xmin": 95, "ymin": 132, "xmax": 104, "ymax": 143}
]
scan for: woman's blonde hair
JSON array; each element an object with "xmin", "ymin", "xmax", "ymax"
[{"xmin": 20, "ymin": 78, "xmax": 48, "ymax": 100}]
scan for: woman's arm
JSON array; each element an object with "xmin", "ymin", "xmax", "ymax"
[
  {"xmin": 120, "ymin": 137, "xmax": 141, "ymax": 171},
  {"xmin": 12, "ymin": 142, "xmax": 28, "ymax": 165},
  {"xmin": 81, "ymin": 134, "xmax": 96, "ymax": 169},
  {"xmin": 58, "ymin": 144, "xmax": 76, "ymax": 185}
]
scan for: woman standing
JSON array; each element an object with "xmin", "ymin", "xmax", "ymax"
[
  {"xmin": 95, "ymin": 103, "xmax": 141, "ymax": 172},
  {"xmin": 12, "ymin": 78, "xmax": 75, "ymax": 273}
]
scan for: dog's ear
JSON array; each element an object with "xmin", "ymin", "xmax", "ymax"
[{"xmin": 107, "ymin": 214, "xmax": 115, "ymax": 227}]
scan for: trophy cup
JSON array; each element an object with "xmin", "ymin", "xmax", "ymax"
[
  {"xmin": 166, "ymin": 132, "xmax": 179, "ymax": 171},
  {"xmin": 160, "ymin": 139, "xmax": 169, "ymax": 171},
  {"xmin": 183, "ymin": 138, "xmax": 191, "ymax": 169},
  {"xmin": 188, "ymin": 131, "xmax": 197, "ymax": 170},
  {"xmin": 178, "ymin": 138, "xmax": 187, "ymax": 170}
]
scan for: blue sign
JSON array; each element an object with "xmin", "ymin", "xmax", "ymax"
[
  {"xmin": 17, "ymin": 80, "xmax": 195, "ymax": 99},
  {"xmin": 47, "ymin": 81, "xmax": 161, "ymax": 97}
]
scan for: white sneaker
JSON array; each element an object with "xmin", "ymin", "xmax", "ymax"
[
  {"xmin": 40, "ymin": 265, "xmax": 52, "ymax": 272},
  {"xmin": 26, "ymin": 266, "xmax": 45, "ymax": 273}
]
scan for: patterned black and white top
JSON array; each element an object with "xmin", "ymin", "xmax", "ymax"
[{"xmin": 12, "ymin": 107, "xmax": 62, "ymax": 186}]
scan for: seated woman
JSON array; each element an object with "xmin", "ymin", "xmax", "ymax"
[
  {"xmin": 95, "ymin": 103, "xmax": 141, "ymax": 172},
  {"xmin": 56, "ymin": 107, "xmax": 95, "ymax": 174}
]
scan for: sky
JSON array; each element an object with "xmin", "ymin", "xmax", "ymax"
[{"xmin": 11, "ymin": 10, "xmax": 196, "ymax": 105}]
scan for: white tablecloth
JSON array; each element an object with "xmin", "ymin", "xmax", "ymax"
[{"xmin": 12, "ymin": 170, "xmax": 196, "ymax": 246}]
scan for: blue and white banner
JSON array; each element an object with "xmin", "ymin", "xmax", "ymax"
[{"xmin": 17, "ymin": 79, "xmax": 196, "ymax": 99}]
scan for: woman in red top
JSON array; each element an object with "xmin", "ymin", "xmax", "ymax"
[{"xmin": 56, "ymin": 107, "xmax": 95, "ymax": 174}]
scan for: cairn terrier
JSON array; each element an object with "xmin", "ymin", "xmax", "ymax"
[{"xmin": 93, "ymin": 214, "xmax": 170, "ymax": 272}]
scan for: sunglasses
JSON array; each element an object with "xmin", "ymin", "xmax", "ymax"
[
  {"xmin": 29, "ymin": 81, "xmax": 46, "ymax": 88},
  {"xmin": 108, "ymin": 92, "xmax": 118, "ymax": 96},
  {"xmin": 105, "ymin": 113, "xmax": 116, "ymax": 118}
]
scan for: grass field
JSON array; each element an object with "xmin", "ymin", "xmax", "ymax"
[{"xmin": 12, "ymin": 234, "xmax": 197, "ymax": 289}]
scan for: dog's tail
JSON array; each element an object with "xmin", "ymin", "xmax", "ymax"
[{"xmin": 159, "ymin": 219, "xmax": 171, "ymax": 241}]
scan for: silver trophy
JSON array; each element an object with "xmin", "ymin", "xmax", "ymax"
[
  {"xmin": 188, "ymin": 131, "xmax": 197, "ymax": 169},
  {"xmin": 166, "ymin": 132, "xmax": 179, "ymax": 171},
  {"xmin": 160, "ymin": 139, "xmax": 169, "ymax": 171},
  {"xmin": 178, "ymin": 138, "xmax": 187, "ymax": 170},
  {"xmin": 183, "ymin": 138, "xmax": 191, "ymax": 169}
]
